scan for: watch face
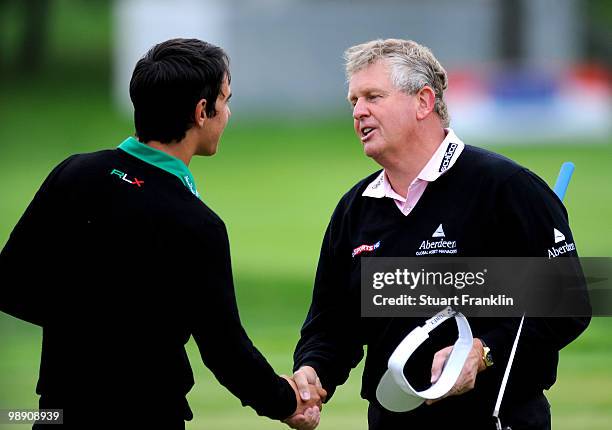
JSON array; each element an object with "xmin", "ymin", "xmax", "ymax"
[{"xmin": 483, "ymin": 347, "xmax": 493, "ymax": 367}]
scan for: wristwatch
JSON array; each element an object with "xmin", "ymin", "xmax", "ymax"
[{"xmin": 481, "ymin": 340, "xmax": 494, "ymax": 368}]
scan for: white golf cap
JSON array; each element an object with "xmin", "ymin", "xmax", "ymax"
[{"xmin": 376, "ymin": 306, "xmax": 473, "ymax": 412}]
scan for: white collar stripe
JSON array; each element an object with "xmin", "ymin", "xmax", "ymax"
[{"xmin": 362, "ymin": 128, "xmax": 465, "ymax": 198}]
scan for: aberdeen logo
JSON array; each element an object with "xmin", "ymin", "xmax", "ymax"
[
  {"xmin": 439, "ymin": 142, "xmax": 458, "ymax": 173},
  {"xmin": 110, "ymin": 169, "xmax": 144, "ymax": 187},
  {"xmin": 553, "ymin": 228, "xmax": 565, "ymax": 244},
  {"xmin": 432, "ymin": 223, "xmax": 445, "ymax": 237},
  {"xmin": 416, "ymin": 224, "xmax": 457, "ymax": 256},
  {"xmin": 352, "ymin": 241, "xmax": 381, "ymax": 258},
  {"xmin": 548, "ymin": 227, "xmax": 575, "ymax": 258}
]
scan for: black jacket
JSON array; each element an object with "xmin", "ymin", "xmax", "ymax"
[
  {"xmin": 1, "ymin": 146, "xmax": 296, "ymax": 425},
  {"xmin": 294, "ymin": 145, "xmax": 590, "ymax": 424}
]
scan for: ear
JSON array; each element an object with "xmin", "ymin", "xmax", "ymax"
[
  {"xmin": 415, "ymin": 86, "xmax": 436, "ymax": 121},
  {"xmin": 194, "ymin": 99, "xmax": 207, "ymax": 127}
]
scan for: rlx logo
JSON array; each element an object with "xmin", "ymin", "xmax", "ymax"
[{"xmin": 110, "ymin": 169, "xmax": 144, "ymax": 187}]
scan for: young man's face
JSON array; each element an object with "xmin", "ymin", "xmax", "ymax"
[
  {"xmin": 198, "ymin": 75, "xmax": 232, "ymax": 156},
  {"xmin": 347, "ymin": 60, "xmax": 419, "ymax": 162}
]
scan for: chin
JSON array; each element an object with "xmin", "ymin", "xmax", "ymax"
[
  {"xmin": 363, "ymin": 142, "xmax": 382, "ymax": 159},
  {"xmin": 199, "ymin": 144, "xmax": 218, "ymax": 156}
]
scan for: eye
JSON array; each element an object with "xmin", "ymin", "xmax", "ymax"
[{"xmin": 367, "ymin": 94, "xmax": 380, "ymax": 101}]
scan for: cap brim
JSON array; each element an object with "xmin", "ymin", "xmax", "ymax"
[{"xmin": 375, "ymin": 369, "xmax": 424, "ymax": 413}]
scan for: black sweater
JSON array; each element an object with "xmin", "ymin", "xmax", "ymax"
[
  {"xmin": 294, "ymin": 145, "xmax": 590, "ymax": 421},
  {"xmin": 0, "ymin": 146, "xmax": 296, "ymax": 424}
]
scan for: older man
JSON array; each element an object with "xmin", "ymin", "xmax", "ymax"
[{"xmin": 292, "ymin": 39, "xmax": 589, "ymax": 429}]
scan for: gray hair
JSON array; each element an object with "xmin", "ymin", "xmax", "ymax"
[{"xmin": 344, "ymin": 39, "xmax": 450, "ymax": 127}]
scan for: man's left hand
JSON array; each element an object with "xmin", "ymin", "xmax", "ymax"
[{"xmin": 425, "ymin": 338, "xmax": 486, "ymax": 405}]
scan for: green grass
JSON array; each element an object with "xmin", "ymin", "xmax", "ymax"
[
  {"xmin": 1, "ymin": 73, "xmax": 612, "ymax": 429},
  {"xmin": 1, "ymin": 2, "xmax": 610, "ymax": 428}
]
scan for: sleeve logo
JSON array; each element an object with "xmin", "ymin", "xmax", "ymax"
[{"xmin": 548, "ymin": 227, "xmax": 575, "ymax": 258}]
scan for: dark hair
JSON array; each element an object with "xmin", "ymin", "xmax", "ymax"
[{"xmin": 129, "ymin": 38, "xmax": 231, "ymax": 144}]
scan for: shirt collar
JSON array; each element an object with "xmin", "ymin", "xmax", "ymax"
[
  {"xmin": 418, "ymin": 128, "xmax": 465, "ymax": 181},
  {"xmin": 362, "ymin": 128, "xmax": 465, "ymax": 198},
  {"xmin": 118, "ymin": 136, "xmax": 200, "ymax": 198}
]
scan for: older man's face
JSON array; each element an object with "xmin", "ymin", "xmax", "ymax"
[{"xmin": 348, "ymin": 61, "xmax": 418, "ymax": 162}]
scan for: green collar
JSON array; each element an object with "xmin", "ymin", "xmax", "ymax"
[{"xmin": 118, "ymin": 137, "xmax": 200, "ymax": 198}]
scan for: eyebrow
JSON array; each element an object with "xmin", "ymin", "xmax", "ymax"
[{"xmin": 347, "ymin": 88, "xmax": 388, "ymax": 103}]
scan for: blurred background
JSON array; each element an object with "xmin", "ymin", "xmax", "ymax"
[{"xmin": 0, "ymin": 0, "xmax": 610, "ymax": 429}]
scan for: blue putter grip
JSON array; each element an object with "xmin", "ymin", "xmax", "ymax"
[{"xmin": 553, "ymin": 162, "xmax": 575, "ymax": 201}]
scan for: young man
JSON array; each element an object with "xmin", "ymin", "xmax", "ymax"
[
  {"xmin": 292, "ymin": 39, "xmax": 590, "ymax": 429},
  {"xmin": 0, "ymin": 38, "xmax": 322, "ymax": 429}
]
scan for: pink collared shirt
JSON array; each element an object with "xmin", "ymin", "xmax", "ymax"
[{"xmin": 362, "ymin": 128, "xmax": 465, "ymax": 216}]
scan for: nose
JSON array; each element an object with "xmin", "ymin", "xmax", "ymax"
[{"xmin": 352, "ymin": 98, "xmax": 369, "ymax": 120}]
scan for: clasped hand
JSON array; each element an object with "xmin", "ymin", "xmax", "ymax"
[{"xmin": 281, "ymin": 366, "xmax": 327, "ymax": 430}]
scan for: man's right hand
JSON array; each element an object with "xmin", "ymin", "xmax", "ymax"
[
  {"xmin": 293, "ymin": 366, "xmax": 326, "ymax": 403},
  {"xmin": 281, "ymin": 374, "xmax": 325, "ymax": 430}
]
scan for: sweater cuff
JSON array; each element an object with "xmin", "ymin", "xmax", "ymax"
[{"xmin": 272, "ymin": 377, "xmax": 298, "ymax": 421}]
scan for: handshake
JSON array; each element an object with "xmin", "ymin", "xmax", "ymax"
[{"xmin": 281, "ymin": 366, "xmax": 326, "ymax": 430}]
